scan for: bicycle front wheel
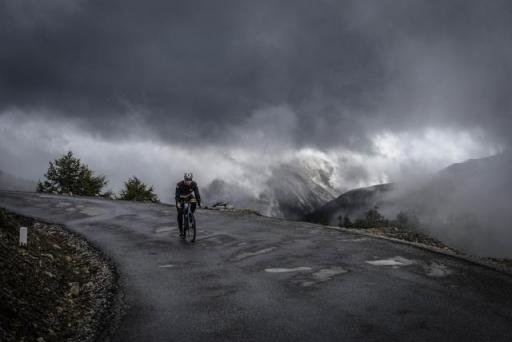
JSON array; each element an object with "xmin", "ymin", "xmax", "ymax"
[
  {"xmin": 185, "ymin": 214, "xmax": 196, "ymax": 243},
  {"xmin": 181, "ymin": 213, "xmax": 189, "ymax": 240}
]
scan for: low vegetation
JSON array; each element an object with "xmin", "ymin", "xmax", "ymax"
[
  {"xmin": 117, "ymin": 176, "xmax": 159, "ymax": 203},
  {"xmin": 36, "ymin": 152, "xmax": 159, "ymax": 203},
  {"xmin": 337, "ymin": 207, "xmax": 420, "ymax": 231}
]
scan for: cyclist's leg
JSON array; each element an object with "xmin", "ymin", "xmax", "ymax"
[
  {"xmin": 176, "ymin": 202, "xmax": 184, "ymax": 235},
  {"xmin": 191, "ymin": 202, "xmax": 197, "ymax": 213}
]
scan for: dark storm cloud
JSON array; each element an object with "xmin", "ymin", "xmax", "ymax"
[{"xmin": 1, "ymin": 0, "xmax": 512, "ymax": 149}]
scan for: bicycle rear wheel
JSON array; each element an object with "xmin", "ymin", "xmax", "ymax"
[{"xmin": 185, "ymin": 214, "xmax": 196, "ymax": 243}]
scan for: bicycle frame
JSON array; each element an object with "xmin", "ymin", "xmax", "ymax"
[
  {"xmin": 183, "ymin": 201, "xmax": 191, "ymax": 223},
  {"xmin": 180, "ymin": 200, "xmax": 196, "ymax": 242}
]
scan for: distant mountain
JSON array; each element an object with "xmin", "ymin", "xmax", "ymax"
[
  {"xmin": 0, "ymin": 169, "xmax": 37, "ymax": 192},
  {"xmin": 261, "ymin": 160, "xmax": 339, "ymax": 219},
  {"xmin": 303, "ymin": 183, "xmax": 393, "ymax": 225},
  {"xmin": 305, "ymin": 153, "xmax": 512, "ymax": 225},
  {"xmin": 202, "ymin": 155, "xmax": 340, "ymax": 219},
  {"xmin": 303, "ymin": 151, "xmax": 512, "ymax": 258},
  {"xmin": 202, "ymin": 178, "xmax": 266, "ymax": 212}
]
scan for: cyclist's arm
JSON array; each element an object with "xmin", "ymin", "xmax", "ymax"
[
  {"xmin": 193, "ymin": 183, "xmax": 201, "ymax": 206},
  {"xmin": 175, "ymin": 184, "xmax": 180, "ymax": 203}
]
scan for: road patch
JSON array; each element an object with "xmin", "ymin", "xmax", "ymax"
[
  {"xmin": 366, "ymin": 256, "xmax": 415, "ymax": 267},
  {"xmin": 312, "ymin": 267, "xmax": 348, "ymax": 281},
  {"xmin": 424, "ymin": 262, "xmax": 452, "ymax": 277},
  {"xmin": 154, "ymin": 226, "xmax": 175, "ymax": 233},
  {"xmin": 265, "ymin": 267, "xmax": 312, "ymax": 273},
  {"xmin": 79, "ymin": 207, "xmax": 107, "ymax": 216},
  {"xmin": 232, "ymin": 247, "xmax": 276, "ymax": 261}
]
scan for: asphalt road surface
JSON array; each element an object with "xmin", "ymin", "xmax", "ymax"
[{"xmin": 1, "ymin": 191, "xmax": 512, "ymax": 342}]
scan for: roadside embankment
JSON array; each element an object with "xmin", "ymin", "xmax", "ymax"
[
  {"xmin": 0, "ymin": 208, "xmax": 117, "ymax": 342},
  {"xmin": 342, "ymin": 225, "xmax": 512, "ymax": 273}
]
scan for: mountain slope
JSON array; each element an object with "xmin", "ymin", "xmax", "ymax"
[
  {"xmin": 202, "ymin": 156, "xmax": 339, "ymax": 219},
  {"xmin": 303, "ymin": 183, "xmax": 393, "ymax": 225},
  {"xmin": 304, "ymin": 151, "xmax": 512, "ymax": 258}
]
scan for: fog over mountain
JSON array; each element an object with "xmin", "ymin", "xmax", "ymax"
[
  {"xmin": 1, "ymin": 1, "xmax": 511, "ymax": 251},
  {"xmin": 203, "ymin": 153, "xmax": 339, "ymax": 219},
  {"xmin": 380, "ymin": 152, "xmax": 512, "ymax": 258},
  {"xmin": 306, "ymin": 152, "xmax": 512, "ymax": 258},
  {"xmin": 0, "ymin": 169, "xmax": 36, "ymax": 192}
]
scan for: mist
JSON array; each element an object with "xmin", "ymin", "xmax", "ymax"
[
  {"xmin": 378, "ymin": 152, "xmax": 512, "ymax": 258},
  {"xmin": 1, "ymin": 1, "xmax": 512, "ymax": 256},
  {"xmin": 0, "ymin": 110, "xmax": 498, "ymax": 205}
]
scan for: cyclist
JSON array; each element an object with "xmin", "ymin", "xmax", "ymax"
[{"xmin": 175, "ymin": 172, "xmax": 201, "ymax": 237}]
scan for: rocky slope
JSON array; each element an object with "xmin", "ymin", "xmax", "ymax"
[{"xmin": 0, "ymin": 209, "xmax": 117, "ymax": 342}]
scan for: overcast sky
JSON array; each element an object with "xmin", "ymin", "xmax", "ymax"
[{"xmin": 1, "ymin": 0, "xmax": 510, "ymax": 201}]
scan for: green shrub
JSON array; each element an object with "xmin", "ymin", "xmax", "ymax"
[
  {"xmin": 350, "ymin": 207, "xmax": 389, "ymax": 228},
  {"xmin": 118, "ymin": 176, "xmax": 159, "ymax": 203}
]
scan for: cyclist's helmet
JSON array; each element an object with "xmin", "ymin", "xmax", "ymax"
[{"xmin": 184, "ymin": 172, "xmax": 193, "ymax": 181}]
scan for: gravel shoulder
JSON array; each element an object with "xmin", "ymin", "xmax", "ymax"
[
  {"xmin": 0, "ymin": 208, "xmax": 118, "ymax": 342},
  {"xmin": 341, "ymin": 225, "xmax": 512, "ymax": 273}
]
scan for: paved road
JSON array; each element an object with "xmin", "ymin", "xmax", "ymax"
[{"xmin": 1, "ymin": 191, "xmax": 512, "ymax": 341}]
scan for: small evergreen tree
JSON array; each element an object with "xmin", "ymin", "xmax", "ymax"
[
  {"xmin": 364, "ymin": 206, "xmax": 388, "ymax": 227},
  {"xmin": 394, "ymin": 211, "xmax": 420, "ymax": 230},
  {"xmin": 118, "ymin": 176, "xmax": 159, "ymax": 203},
  {"xmin": 351, "ymin": 207, "xmax": 389, "ymax": 228},
  {"xmin": 343, "ymin": 215, "xmax": 353, "ymax": 228},
  {"xmin": 317, "ymin": 217, "xmax": 329, "ymax": 226},
  {"xmin": 395, "ymin": 211, "xmax": 409, "ymax": 229},
  {"xmin": 37, "ymin": 151, "xmax": 107, "ymax": 196}
]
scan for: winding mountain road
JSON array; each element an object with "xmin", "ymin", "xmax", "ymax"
[{"xmin": 1, "ymin": 191, "xmax": 512, "ymax": 341}]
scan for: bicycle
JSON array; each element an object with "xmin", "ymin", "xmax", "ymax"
[{"xmin": 179, "ymin": 199, "xmax": 196, "ymax": 243}]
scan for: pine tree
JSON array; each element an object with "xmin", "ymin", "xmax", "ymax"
[
  {"xmin": 343, "ymin": 215, "xmax": 353, "ymax": 228},
  {"xmin": 37, "ymin": 151, "xmax": 107, "ymax": 196}
]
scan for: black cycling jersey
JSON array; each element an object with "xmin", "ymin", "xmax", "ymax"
[{"xmin": 175, "ymin": 180, "xmax": 201, "ymax": 205}]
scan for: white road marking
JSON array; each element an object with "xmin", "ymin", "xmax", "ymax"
[{"xmin": 158, "ymin": 264, "xmax": 175, "ymax": 268}]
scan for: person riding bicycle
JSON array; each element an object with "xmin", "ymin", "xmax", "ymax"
[{"xmin": 175, "ymin": 172, "xmax": 201, "ymax": 237}]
